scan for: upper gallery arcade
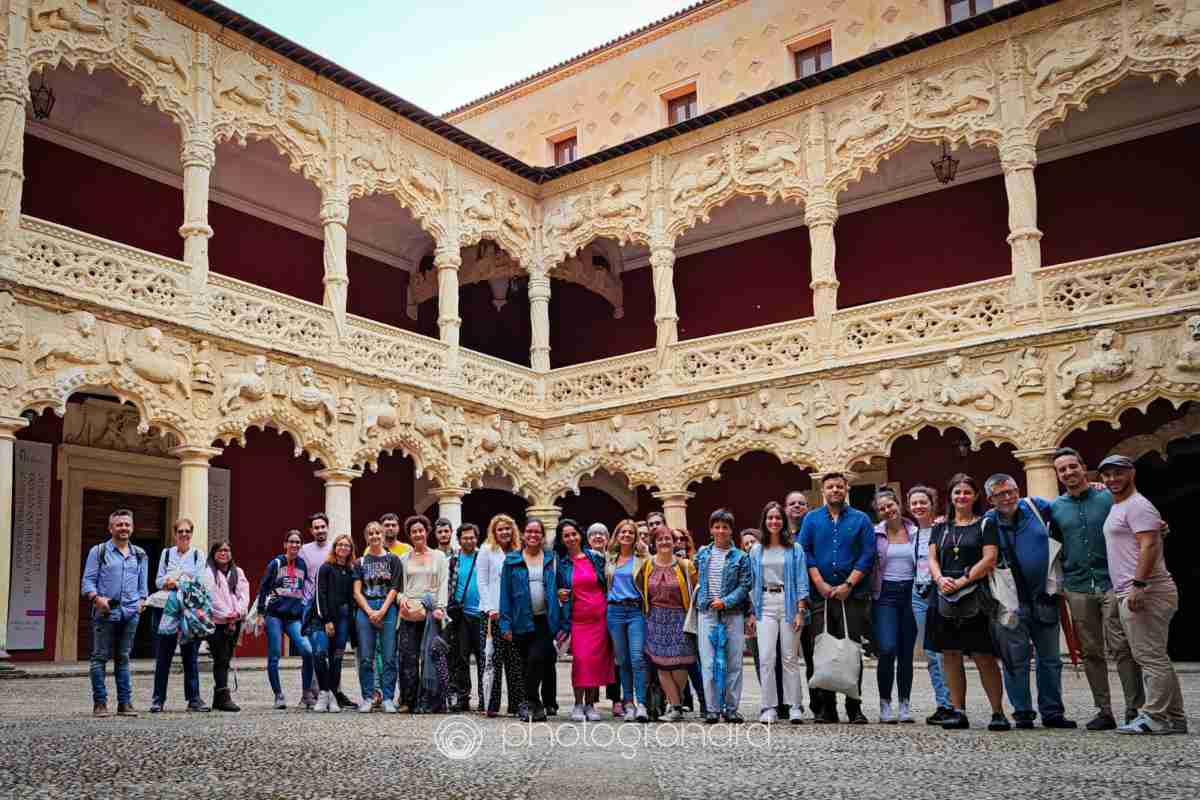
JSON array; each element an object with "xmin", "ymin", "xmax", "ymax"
[{"xmin": 1, "ymin": 0, "xmax": 1199, "ymax": 660}]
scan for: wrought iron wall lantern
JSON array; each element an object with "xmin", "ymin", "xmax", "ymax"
[
  {"xmin": 30, "ymin": 72, "xmax": 55, "ymax": 120},
  {"xmin": 931, "ymin": 140, "xmax": 959, "ymax": 185}
]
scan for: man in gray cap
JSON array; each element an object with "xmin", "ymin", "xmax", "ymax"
[{"xmin": 1098, "ymin": 454, "xmax": 1186, "ymax": 735}]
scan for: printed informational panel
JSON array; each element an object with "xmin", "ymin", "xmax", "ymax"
[{"xmin": 7, "ymin": 441, "xmax": 53, "ymax": 650}]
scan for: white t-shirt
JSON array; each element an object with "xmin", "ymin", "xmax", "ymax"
[
  {"xmin": 1103, "ymin": 492, "xmax": 1174, "ymax": 594},
  {"xmin": 299, "ymin": 540, "xmax": 332, "ymax": 601}
]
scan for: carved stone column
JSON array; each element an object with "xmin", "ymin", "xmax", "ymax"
[
  {"xmin": 1014, "ymin": 447, "xmax": 1059, "ymax": 500},
  {"xmin": 526, "ymin": 504, "xmax": 562, "ymax": 549},
  {"xmin": 433, "ymin": 487, "xmax": 468, "ymax": 548},
  {"xmin": 435, "ymin": 245, "xmax": 463, "ymax": 375},
  {"xmin": 0, "ymin": 415, "xmax": 29, "ymax": 659},
  {"xmin": 320, "ymin": 186, "xmax": 350, "ymax": 341},
  {"xmin": 0, "ymin": 6, "xmax": 30, "ymax": 278},
  {"xmin": 170, "ymin": 445, "xmax": 223, "ymax": 554},
  {"xmin": 1000, "ymin": 137, "xmax": 1042, "ymax": 325},
  {"xmin": 316, "ymin": 467, "xmax": 361, "ymax": 539},
  {"xmin": 650, "ymin": 240, "xmax": 678, "ymax": 381},
  {"xmin": 179, "ymin": 134, "xmax": 215, "ymax": 311},
  {"xmin": 528, "ymin": 269, "xmax": 552, "ymax": 372},
  {"xmin": 806, "ymin": 188, "xmax": 839, "ymax": 354},
  {"xmin": 653, "ymin": 490, "xmax": 693, "ymax": 532}
]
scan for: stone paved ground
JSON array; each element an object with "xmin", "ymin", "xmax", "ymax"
[{"xmin": 2, "ymin": 663, "xmax": 1198, "ymax": 800}]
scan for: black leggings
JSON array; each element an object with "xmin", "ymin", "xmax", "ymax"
[
  {"xmin": 206, "ymin": 622, "xmax": 241, "ymax": 691},
  {"xmin": 514, "ymin": 614, "xmax": 555, "ymax": 711}
]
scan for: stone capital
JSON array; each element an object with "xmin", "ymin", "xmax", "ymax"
[
  {"xmin": 0, "ymin": 415, "xmax": 30, "ymax": 439},
  {"xmin": 1012, "ymin": 447, "xmax": 1058, "ymax": 467},
  {"xmin": 319, "ymin": 197, "xmax": 350, "ymax": 227},
  {"xmin": 652, "ymin": 490, "xmax": 693, "ymax": 506},
  {"xmin": 315, "ymin": 467, "xmax": 363, "ymax": 486},
  {"xmin": 431, "ymin": 487, "xmax": 468, "ymax": 503},
  {"xmin": 649, "ymin": 244, "xmax": 675, "ymax": 270},
  {"xmin": 180, "ymin": 137, "xmax": 216, "ymax": 170},
  {"xmin": 804, "ymin": 194, "xmax": 838, "ymax": 228},
  {"xmin": 169, "ymin": 444, "xmax": 223, "ymax": 465}
]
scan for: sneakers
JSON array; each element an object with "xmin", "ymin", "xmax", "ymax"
[
  {"xmin": 334, "ymin": 691, "xmax": 356, "ymax": 710},
  {"xmin": 187, "ymin": 698, "xmax": 211, "ymax": 713},
  {"xmin": 635, "ymin": 703, "xmax": 649, "ymax": 723},
  {"xmin": 518, "ymin": 703, "xmax": 532, "ymax": 722},
  {"xmin": 531, "ymin": 704, "xmax": 548, "ymax": 723},
  {"xmin": 879, "ymin": 700, "xmax": 896, "ymax": 724},
  {"xmin": 941, "ymin": 710, "xmax": 970, "ymax": 730},
  {"xmin": 788, "ymin": 707, "xmax": 805, "ymax": 725},
  {"xmin": 926, "ymin": 706, "xmax": 953, "ymax": 725},
  {"xmin": 759, "ymin": 708, "xmax": 778, "ymax": 724},
  {"xmin": 1171, "ymin": 719, "xmax": 1188, "ymax": 735},
  {"xmin": 382, "ymin": 700, "xmax": 398, "ymax": 714},
  {"xmin": 623, "ymin": 705, "xmax": 637, "ymax": 722},
  {"xmin": 273, "ymin": 694, "xmax": 287, "ymax": 710},
  {"xmin": 327, "ymin": 693, "xmax": 342, "ymax": 714},
  {"xmin": 301, "ymin": 688, "xmax": 316, "ymax": 710},
  {"xmin": 93, "ymin": 702, "xmax": 111, "ymax": 718},
  {"xmin": 722, "ymin": 710, "xmax": 745, "ymax": 724},
  {"xmin": 897, "ymin": 701, "xmax": 914, "ymax": 724},
  {"xmin": 148, "ymin": 701, "xmax": 164, "ymax": 714},
  {"xmin": 313, "ymin": 691, "xmax": 330, "ymax": 713},
  {"xmin": 1118, "ymin": 713, "xmax": 1171, "ymax": 735},
  {"xmin": 570, "ymin": 704, "xmax": 587, "ymax": 722},
  {"xmin": 358, "ymin": 700, "xmax": 373, "ymax": 713},
  {"xmin": 988, "ymin": 712, "xmax": 1012, "ymax": 732},
  {"xmin": 663, "ymin": 706, "xmax": 684, "ymax": 723},
  {"xmin": 116, "ymin": 703, "xmax": 138, "ymax": 717},
  {"xmin": 1086, "ymin": 712, "xmax": 1117, "ymax": 731},
  {"xmin": 704, "ymin": 712, "xmax": 720, "ymax": 724}
]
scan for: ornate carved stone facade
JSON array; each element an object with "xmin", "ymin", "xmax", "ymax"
[{"xmin": 1, "ymin": 0, "xmax": 1199, "ymax": 511}]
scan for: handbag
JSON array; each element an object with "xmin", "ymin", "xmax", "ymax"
[
  {"xmin": 683, "ymin": 585, "xmax": 699, "ymax": 636},
  {"xmin": 937, "ymin": 582, "xmax": 982, "ymax": 620},
  {"xmin": 809, "ymin": 602, "xmax": 863, "ymax": 700},
  {"xmin": 987, "ymin": 517, "xmax": 1021, "ymax": 630},
  {"xmin": 399, "ymin": 597, "xmax": 427, "ymax": 622}
]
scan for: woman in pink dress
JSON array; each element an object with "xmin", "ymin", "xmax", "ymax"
[{"xmin": 555, "ymin": 518, "xmax": 615, "ymax": 722}]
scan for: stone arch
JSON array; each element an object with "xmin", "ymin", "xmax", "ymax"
[
  {"xmin": 1051, "ymin": 381, "xmax": 1199, "ymax": 448},
  {"xmin": 678, "ymin": 437, "xmax": 820, "ymax": 490},
  {"xmin": 665, "ymin": 169, "xmax": 808, "ymax": 242},
  {"xmin": 209, "ymin": 407, "xmax": 336, "ymax": 470},
  {"xmin": 880, "ymin": 418, "xmax": 1023, "ymax": 460},
  {"xmin": 351, "ymin": 427, "xmax": 451, "ymax": 488},
  {"xmin": 1106, "ymin": 404, "xmax": 1200, "ymax": 462},
  {"xmin": 461, "ymin": 452, "xmax": 541, "ymax": 502},
  {"xmin": 550, "ymin": 465, "xmax": 638, "ymax": 513}
]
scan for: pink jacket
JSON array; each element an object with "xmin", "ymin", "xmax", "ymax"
[{"xmin": 204, "ymin": 566, "xmax": 250, "ymax": 624}]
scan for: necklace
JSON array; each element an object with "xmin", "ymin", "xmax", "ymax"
[{"xmin": 945, "ymin": 518, "xmax": 977, "ymax": 559}]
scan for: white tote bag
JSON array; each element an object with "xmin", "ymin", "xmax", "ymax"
[
  {"xmin": 809, "ymin": 602, "xmax": 862, "ymax": 700},
  {"xmin": 988, "ymin": 514, "xmax": 1022, "ymax": 630}
]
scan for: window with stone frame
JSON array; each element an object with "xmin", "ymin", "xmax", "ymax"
[
  {"xmin": 667, "ymin": 92, "xmax": 698, "ymax": 125},
  {"xmin": 794, "ymin": 40, "xmax": 833, "ymax": 79},
  {"xmin": 554, "ymin": 137, "xmax": 577, "ymax": 166}
]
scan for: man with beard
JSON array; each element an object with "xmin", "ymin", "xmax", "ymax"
[{"xmin": 298, "ymin": 512, "xmax": 331, "ymax": 710}]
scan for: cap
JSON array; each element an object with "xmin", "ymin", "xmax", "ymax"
[{"xmin": 1097, "ymin": 454, "xmax": 1135, "ymax": 472}]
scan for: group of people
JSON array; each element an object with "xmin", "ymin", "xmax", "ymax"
[{"xmin": 83, "ymin": 448, "xmax": 1186, "ymax": 734}]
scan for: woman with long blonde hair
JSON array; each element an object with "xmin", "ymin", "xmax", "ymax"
[
  {"xmin": 476, "ymin": 513, "xmax": 523, "ymax": 716},
  {"xmin": 606, "ymin": 518, "xmax": 649, "ymax": 721}
]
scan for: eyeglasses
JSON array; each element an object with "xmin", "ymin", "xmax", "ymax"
[
  {"xmin": 991, "ymin": 488, "xmax": 1019, "ymax": 499},
  {"xmin": 176, "ymin": 528, "xmax": 193, "ymax": 535}
]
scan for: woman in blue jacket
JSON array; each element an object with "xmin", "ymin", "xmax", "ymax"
[
  {"xmin": 748, "ymin": 501, "xmax": 810, "ymax": 724},
  {"xmin": 257, "ymin": 530, "xmax": 314, "ymax": 709},
  {"xmin": 499, "ymin": 518, "xmax": 561, "ymax": 722}
]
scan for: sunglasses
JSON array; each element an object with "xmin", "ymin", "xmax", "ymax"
[{"xmin": 176, "ymin": 528, "xmax": 193, "ymax": 535}]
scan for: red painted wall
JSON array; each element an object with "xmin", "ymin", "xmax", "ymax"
[
  {"xmin": 10, "ymin": 411, "xmax": 65, "ymax": 662},
  {"xmin": 685, "ymin": 451, "xmax": 812, "ymax": 544},
  {"xmin": 887, "ymin": 428, "xmax": 1025, "ymax": 508}
]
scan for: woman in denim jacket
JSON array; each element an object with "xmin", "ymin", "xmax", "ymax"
[
  {"xmin": 748, "ymin": 501, "xmax": 810, "ymax": 724},
  {"xmin": 499, "ymin": 518, "xmax": 562, "ymax": 722}
]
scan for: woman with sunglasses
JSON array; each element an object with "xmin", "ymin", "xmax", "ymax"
[
  {"xmin": 258, "ymin": 530, "xmax": 314, "ymax": 709},
  {"xmin": 204, "ymin": 540, "xmax": 248, "ymax": 712},
  {"xmin": 150, "ymin": 518, "xmax": 208, "ymax": 713}
]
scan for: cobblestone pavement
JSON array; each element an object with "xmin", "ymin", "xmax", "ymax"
[{"xmin": 2, "ymin": 663, "xmax": 1198, "ymax": 800}]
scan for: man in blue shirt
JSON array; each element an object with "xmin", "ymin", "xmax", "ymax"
[
  {"xmin": 447, "ymin": 523, "xmax": 483, "ymax": 712},
  {"xmin": 81, "ymin": 508, "xmax": 149, "ymax": 718},
  {"xmin": 984, "ymin": 473, "xmax": 1077, "ymax": 730},
  {"xmin": 800, "ymin": 472, "xmax": 875, "ymax": 724}
]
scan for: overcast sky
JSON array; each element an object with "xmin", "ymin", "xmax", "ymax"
[{"xmin": 226, "ymin": 1, "xmax": 691, "ymax": 114}]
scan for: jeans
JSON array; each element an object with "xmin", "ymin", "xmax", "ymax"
[
  {"xmin": 756, "ymin": 591, "xmax": 803, "ymax": 710},
  {"xmin": 152, "ymin": 630, "xmax": 201, "ymax": 705},
  {"xmin": 698, "ymin": 611, "xmax": 746, "ymax": 714},
  {"xmin": 912, "ymin": 586, "xmax": 951, "ymax": 709},
  {"xmin": 90, "ymin": 612, "xmax": 139, "ymax": 705},
  {"xmin": 607, "ymin": 602, "xmax": 647, "ymax": 705},
  {"xmin": 872, "ymin": 580, "xmax": 917, "ymax": 703},
  {"xmin": 355, "ymin": 599, "xmax": 398, "ymax": 700},
  {"xmin": 1001, "ymin": 609, "xmax": 1066, "ymax": 720},
  {"xmin": 265, "ymin": 615, "xmax": 314, "ymax": 697},
  {"xmin": 308, "ymin": 606, "xmax": 352, "ymax": 693}
]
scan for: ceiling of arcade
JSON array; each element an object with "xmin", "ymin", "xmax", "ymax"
[{"xmin": 4, "ymin": 0, "xmax": 1200, "ymax": 502}]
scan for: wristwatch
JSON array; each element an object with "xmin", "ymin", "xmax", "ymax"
[{"xmin": 1131, "ymin": 579, "xmax": 1148, "ymax": 589}]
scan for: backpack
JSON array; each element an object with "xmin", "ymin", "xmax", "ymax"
[{"xmin": 95, "ymin": 541, "xmax": 146, "ymax": 569}]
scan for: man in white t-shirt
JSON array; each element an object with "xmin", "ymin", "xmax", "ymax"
[
  {"xmin": 1098, "ymin": 455, "xmax": 1186, "ymax": 735},
  {"xmin": 298, "ymin": 512, "xmax": 332, "ymax": 709}
]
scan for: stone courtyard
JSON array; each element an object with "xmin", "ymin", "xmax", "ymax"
[{"xmin": 2, "ymin": 662, "xmax": 1198, "ymax": 800}]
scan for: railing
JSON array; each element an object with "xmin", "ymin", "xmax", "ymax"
[
  {"xmin": 834, "ymin": 276, "xmax": 1013, "ymax": 356},
  {"xmin": 673, "ymin": 318, "xmax": 817, "ymax": 385},
  {"xmin": 1036, "ymin": 238, "xmax": 1200, "ymax": 321},
  {"xmin": 13, "ymin": 216, "xmax": 1200, "ymax": 419},
  {"xmin": 546, "ymin": 349, "xmax": 658, "ymax": 409}
]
